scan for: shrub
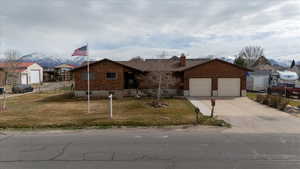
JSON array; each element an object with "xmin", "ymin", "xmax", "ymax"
[
  {"xmin": 255, "ymin": 94, "xmax": 290, "ymax": 111},
  {"xmin": 269, "ymin": 95, "xmax": 280, "ymax": 108},
  {"xmin": 278, "ymin": 97, "xmax": 289, "ymax": 110},
  {"xmin": 262, "ymin": 95, "xmax": 270, "ymax": 105},
  {"xmin": 256, "ymin": 94, "xmax": 264, "ymax": 103}
]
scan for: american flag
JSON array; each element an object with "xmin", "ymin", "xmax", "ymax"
[{"xmin": 72, "ymin": 45, "xmax": 88, "ymax": 56}]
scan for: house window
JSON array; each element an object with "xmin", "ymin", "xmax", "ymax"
[
  {"xmin": 81, "ymin": 72, "xmax": 95, "ymax": 80},
  {"xmin": 106, "ymin": 72, "xmax": 117, "ymax": 80}
]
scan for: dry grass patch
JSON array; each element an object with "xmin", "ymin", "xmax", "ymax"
[{"xmin": 0, "ymin": 91, "xmax": 228, "ymax": 129}]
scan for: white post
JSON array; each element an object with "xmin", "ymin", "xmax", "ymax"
[
  {"xmin": 108, "ymin": 94, "xmax": 113, "ymax": 119},
  {"xmin": 87, "ymin": 43, "xmax": 90, "ymax": 114}
]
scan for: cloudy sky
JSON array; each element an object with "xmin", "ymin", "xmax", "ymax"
[{"xmin": 0, "ymin": 0, "xmax": 300, "ymax": 60}]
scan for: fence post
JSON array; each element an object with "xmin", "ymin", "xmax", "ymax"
[{"xmin": 108, "ymin": 94, "xmax": 113, "ymax": 119}]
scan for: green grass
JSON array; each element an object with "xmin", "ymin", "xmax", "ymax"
[
  {"xmin": 0, "ymin": 90, "xmax": 229, "ymax": 129},
  {"xmin": 247, "ymin": 92, "xmax": 257, "ymax": 100}
]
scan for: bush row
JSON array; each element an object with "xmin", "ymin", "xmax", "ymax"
[{"xmin": 255, "ymin": 94, "xmax": 289, "ymax": 110}]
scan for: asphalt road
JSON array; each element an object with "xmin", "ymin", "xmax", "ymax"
[{"xmin": 0, "ymin": 127, "xmax": 300, "ymax": 169}]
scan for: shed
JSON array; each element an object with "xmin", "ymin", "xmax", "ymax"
[{"xmin": 247, "ymin": 70, "xmax": 270, "ymax": 92}]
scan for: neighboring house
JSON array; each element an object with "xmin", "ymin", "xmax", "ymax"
[
  {"xmin": 0, "ymin": 62, "xmax": 43, "ymax": 85},
  {"xmin": 71, "ymin": 54, "xmax": 250, "ymax": 97},
  {"xmin": 43, "ymin": 64, "xmax": 76, "ymax": 82},
  {"xmin": 247, "ymin": 56, "xmax": 277, "ymax": 91},
  {"xmin": 43, "ymin": 67, "xmax": 55, "ymax": 82},
  {"xmin": 251, "ymin": 56, "xmax": 277, "ymax": 72},
  {"xmin": 247, "ymin": 70, "xmax": 270, "ymax": 91},
  {"xmin": 54, "ymin": 64, "xmax": 76, "ymax": 81}
]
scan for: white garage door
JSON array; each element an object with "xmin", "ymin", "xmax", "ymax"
[
  {"xmin": 30, "ymin": 70, "xmax": 40, "ymax": 84},
  {"xmin": 189, "ymin": 78, "xmax": 212, "ymax": 96},
  {"xmin": 218, "ymin": 78, "xmax": 240, "ymax": 96}
]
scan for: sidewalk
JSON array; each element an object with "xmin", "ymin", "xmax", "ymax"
[{"xmin": 186, "ymin": 97, "xmax": 212, "ymax": 116}]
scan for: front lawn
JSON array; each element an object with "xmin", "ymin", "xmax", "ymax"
[
  {"xmin": 0, "ymin": 91, "xmax": 228, "ymax": 129},
  {"xmin": 246, "ymin": 92, "xmax": 257, "ymax": 100}
]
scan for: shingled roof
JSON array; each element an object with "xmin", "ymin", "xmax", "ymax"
[
  {"xmin": 118, "ymin": 58, "xmax": 210, "ymax": 72},
  {"xmin": 72, "ymin": 56, "xmax": 252, "ymax": 72},
  {"xmin": 252, "ymin": 56, "xmax": 271, "ymax": 67}
]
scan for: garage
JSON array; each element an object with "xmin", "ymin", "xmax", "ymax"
[
  {"xmin": 218, "ymin": 78, "xmax": 240, "ymax": 96},
  {"xmin": 183, "ymin": 59, "xmax": 250, "ymax": 97},
  {"xmin": 30, "ymin": 70, "xmax": 41, "ymax": 84},
  {"xmin": 189, "ymin": 78, "xmax": 212, "ymax": 96}
]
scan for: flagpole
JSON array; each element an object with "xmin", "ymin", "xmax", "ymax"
[{"xmin": 87, "ymin": 43, "xmax": 90, "ymax": 114}]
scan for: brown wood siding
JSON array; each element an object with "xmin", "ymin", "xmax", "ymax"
[
  {"xmin": 74, "ymin": 60, "xmax": 126, "ymax": 90},
  {"xmin": 184, "ymin": 60, "xmax": 247, "ymax": 90}
]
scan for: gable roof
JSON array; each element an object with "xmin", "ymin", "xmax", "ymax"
[
  {"xmin": 55, "ymin": 64, "xmax": 77, "ymax": 69},
  {"xmin": 72, "ymin": 57, "xmax": 252, "ymax": 73},
  {"xmin": 0, "ymin": 62, "xmax": 37, "ymax": 73},
  {"xmin": 119, "ymin": 58, "xmax": 210, "ymax": 72},
  {"xmin": 0, "ymin": 62, "xmax": 35, "ymax": 68},
  {"xmin": 181, "ymin": 58, "xmax": 252, "ymax": 72},
  {"xmin": 252, "ymin": 56, "xmax": 271, "ymax": 67},
  {"xmin": 71, "ymin": 58, "xmax": 144, "ymax": 72},
  {"xmin": 250, "ymin": 56, "xmax": 279, "ymax": 72}
]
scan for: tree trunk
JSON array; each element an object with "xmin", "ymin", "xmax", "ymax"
[
  {"xmin": 157, "ymin": 74, "xmax": 162, "ymax": 102},
  {"xmin": 2, "ymin": 87, "xmax": 7, "ymax": 111}
]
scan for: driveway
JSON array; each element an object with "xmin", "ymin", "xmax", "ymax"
[{"xmin": 189, "ymin": 97, "xmax": 300, "ymax": 133}]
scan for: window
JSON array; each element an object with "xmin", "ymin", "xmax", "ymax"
[
  {"xmin": 81, "ymin": 72, "xmax": 95, "ymax": 80},
  {"xmin": 106, "ymin": 72, "xmax": 117, "ymax": 80}
]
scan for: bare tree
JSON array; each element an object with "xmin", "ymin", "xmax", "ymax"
[
  {"xmin": 156, "ymin": 51, "xmax": 167, "ymax": 104},
  {"xmin": 238, "ymin": 46, "xmax": 264, "ymax": 67},
  {"xmin": 2, "ymin": 49, "xmax": 20, "ymax": 110}
]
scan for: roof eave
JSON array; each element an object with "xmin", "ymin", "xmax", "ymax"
[
  {"xmin": 71, "ymin": 58, "xmax": 144, "ymax": 73},
  {"xmin": 180, "ymin": 58, "xmax": 252, "ymax": 72}
]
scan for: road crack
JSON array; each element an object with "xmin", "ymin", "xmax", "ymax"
[{"xmin": 49, "ymin": 142, "xmax": 72, "ymax": 161}]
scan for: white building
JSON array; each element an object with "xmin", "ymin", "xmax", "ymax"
[
  {"xmin": 19, "ymin": 62, "xmax": 43, "ymax": 84},
  {"xmin": 247, "ymin": 71, "xmax": 270, "ymax": 92},
  {"xmin": 0, "ymin": 62, "xmax": 43, "ymax": 85}
]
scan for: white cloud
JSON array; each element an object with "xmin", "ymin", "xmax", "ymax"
[{"xmin": 0, "ymin": 0, "xmax": 300, "ymax": 60}]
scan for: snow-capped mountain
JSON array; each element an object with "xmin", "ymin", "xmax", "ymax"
[
  {"xmin": 218, "ymin": 56, "xmax": 235, "ymax": 63},
  {"xmin": 16, "ymin": 53, "xmax": 295, "ymax": 68},
  {"xmin": 18, "ymin": 53, "xmax": 87, "ymax": 67},
  {"xmin": 269, "ymin": 58, "xmax": 292, "ymax": 68},
  {"xmin": 218, "ymin": 56, "xmax": 292, "ymax": 68}
]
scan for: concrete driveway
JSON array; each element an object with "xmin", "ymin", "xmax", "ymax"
[{"xmin": 190, "ymin": 97, "xmax": 300, "ymax": 133}]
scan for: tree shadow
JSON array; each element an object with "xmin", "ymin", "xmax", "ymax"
[{"xmin": 38, "ymin": 92, "xmax": 82, "ymax": 103}]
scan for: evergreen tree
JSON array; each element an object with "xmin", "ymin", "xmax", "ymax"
[
  {"xmin": 234, "ymin": 56, "xmax": 247, "ymax": 68},
  {"xmin": 291, "ymin": 59, "xmax": 295, "ymax": 68}
]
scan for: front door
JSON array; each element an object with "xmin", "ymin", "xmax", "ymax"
[{"xmin": 124, "ymin": 72, "xmax": 138, "ymax": 89}]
